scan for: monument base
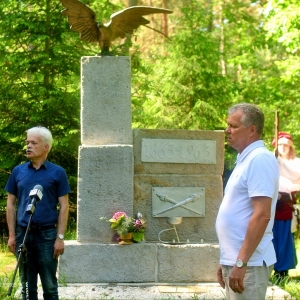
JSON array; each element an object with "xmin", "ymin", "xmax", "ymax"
[{"xmin": 58, "ymin": 241, "xmax": 220, "ymax": 283}]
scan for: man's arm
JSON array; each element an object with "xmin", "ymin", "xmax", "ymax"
[
  {"xmin": 6, "ymin": 193, "xmax": 17, "ymax": 254},
  {"xmin": 53, "ymin": 194, "xmax": 69, "ymax": 259},
  {"xmin": 229, "ymin": 196, "xmax": 272, "ymax": 293}
]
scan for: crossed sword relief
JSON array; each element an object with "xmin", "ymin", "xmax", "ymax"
[{"xmin": 153, "ymin": 193, "xmax": 203, "ymax": 217}]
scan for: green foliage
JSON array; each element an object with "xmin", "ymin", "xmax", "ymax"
[
  {"xmin": 109, "ymin": 215, "xmax": 134, "ymax": 235},
  {"xmin": 0, "ymin": 251, "xmax": 19, "ymax": 299},
  {"xmin": 261, "ymin": 0, "xmax": 300, "ymax": 146},
  {"xmin": 132, "ymin": 230, "xmax": 145, "ymax": 243},
  {"xmin": 226, "ymin": 0, "xmax": 300, "ymax": 148},
  {"xmin": 0, "ymin": 0, "xmax": 85, "ymax": 204},
  {"xmin": 132, "ymin": 0, "xmax": 233, "ymax": 130},
  {"xmin": 0, "ymin": 0, "xmax": 125, "ymax": 206},
  {"xmin": 264, "ymin": 0, "xmax": 300, "ymax": 53}
]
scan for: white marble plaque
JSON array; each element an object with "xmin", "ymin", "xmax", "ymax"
[
  {"xmin": 152, "ymin": 187, "xmax": 205, "ymax": 218},
  {"xmin": 141, "ymin": 139, "xmax": 216, "ymax": 164}
]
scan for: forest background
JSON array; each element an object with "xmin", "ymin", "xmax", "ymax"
[{"xmin": 0, "ymin": 0, "xmax": 300, "ymax": 233}]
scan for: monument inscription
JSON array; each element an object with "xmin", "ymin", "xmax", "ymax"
[{"xmin": 141, "ymin": 139, "xmax": 216, "ymax": 164}]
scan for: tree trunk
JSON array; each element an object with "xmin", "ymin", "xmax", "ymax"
[
  {"xmin": 148, "ymin": 0, "xmax": 155, "ymax": 43},
  {"xmin": 218, "ymin": 1, "xmax": 226, "ymax": 76},
  {"xmin": 162, "ymin": 0, "xmax": 169, "ymax": 39},
  {"xmin": 123, "ymin": 0, "xmax": 139, "ymax": 55}
]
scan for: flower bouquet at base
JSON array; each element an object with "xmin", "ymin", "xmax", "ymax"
[{"xmin": 108, "ymin": 211, "xmax": 146, "ymax": 244}]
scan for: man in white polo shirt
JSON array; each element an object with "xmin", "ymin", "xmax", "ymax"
[{"xmin": 216, "ymin": 103, "xmax": 279, "ymax": 299}]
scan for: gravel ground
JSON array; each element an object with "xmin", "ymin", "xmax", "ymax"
[{"xmin": 15, "ymin": 282, "xmax": 294, "ymax": 300}]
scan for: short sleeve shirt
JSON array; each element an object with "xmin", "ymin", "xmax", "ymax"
[
  {"xmin": 5, "ymin": 160, "xmax": 70, "ymax": 227},
  {"xmin": 215, "ymin": 140, "xmax": 279, "ymax": 267}
]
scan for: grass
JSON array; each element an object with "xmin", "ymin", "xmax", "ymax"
[
  {"xmin": 0, "ymin": 252, "xmax": 15, "ymax": 276},
  {"xmin": 0, "ymin": 251, "xmax": 19, "ymax": 299},
  {"xmin": 269, "ymin": 239, "xmax": 300, "ymax": 300}
]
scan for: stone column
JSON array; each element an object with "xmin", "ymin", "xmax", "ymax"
[
  {"xmin": 80, "ymin": 56, "xmax": 132, "ymax": 145},
  {"xmin": 77, "ymin": 56, "xmax": 133, "ymax": 243}
]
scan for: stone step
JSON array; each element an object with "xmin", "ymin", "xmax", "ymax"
[{"xmin": 15, "ymin": 282, "xmax": 294, "ymax": 300}]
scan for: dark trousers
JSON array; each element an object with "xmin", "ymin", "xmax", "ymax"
[{"xmin": 15, "ymin": 225, "xmax": 59, "ymax": 300}]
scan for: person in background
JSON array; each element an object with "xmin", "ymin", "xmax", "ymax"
[
  {"xmin": 5, "ymin": 126, "xmax": 70, "ymax": 300},
  {"xmin": 272, "ymin": 131, "xmax": 299, "ymax": 279},
  {"xmin": 216, "ymin": 103, "xmax": 279, "ymax": 299}
]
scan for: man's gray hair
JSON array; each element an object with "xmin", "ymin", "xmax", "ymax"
[
  {"xmin": 27, "ymin": 126, "xmax": 53, "ymax": 152},
  {"xmin": 228, "ymin": 103, "xmax": 264, "ymax": 135}
]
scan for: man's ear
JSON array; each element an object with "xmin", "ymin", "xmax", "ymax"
[
  {"xmin": 44, "ymin": 144, "xmax": 50, "ymax": 152},
  {"xmin": 249, "ymin": 124, "xmax": 257, "ymax": 136}
]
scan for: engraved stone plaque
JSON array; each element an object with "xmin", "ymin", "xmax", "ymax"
[
  {"xmin": 141, "ymin": 139, "xmax": 216, "ymax": 164},
  {"xmin": 152, "ymin": 187, "xmax": 205, "ymax": 218}
]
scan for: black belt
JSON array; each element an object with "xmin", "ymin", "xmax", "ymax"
[{"xmin": 30, "ymin": 224, "xmax": 57, "ymax": 231}]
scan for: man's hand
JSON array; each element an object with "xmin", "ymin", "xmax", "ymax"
[
  {"xmin": 229, "ymin": 266, "xmax": 246, "ymax": 294},
  {"xmin": 217, "ymin": 265, "xmax": 225, "ymax": 288},
  {"xmin": 7, "ymin": 236, "xmax": 16, "ymax": 254},
  {"xmin": 53, "ymin": 238, "xmax": 64, "ymax": 259},
  {"xmin": 6, "ymin": 193, "xmax": 17, "ymax": 255}
]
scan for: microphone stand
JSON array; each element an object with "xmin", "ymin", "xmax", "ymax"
[{"xmin": 7, "ymin": 207, "xmax": 36, "ymax": 298}]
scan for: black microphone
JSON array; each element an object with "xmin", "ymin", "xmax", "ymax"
[{"xmin": 26, "ymin": 185, "xmax": 43, "ymax": 215}]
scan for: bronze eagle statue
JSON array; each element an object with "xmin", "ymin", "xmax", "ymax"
[{"xmin": 59, "ymin": 0, "xmax": 173, "ymax": 55}]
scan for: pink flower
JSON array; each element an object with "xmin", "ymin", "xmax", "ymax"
[
  {"xmin": 133, "ymin": 219, "xmax": 145, "ymax": 229},
  {"xmin": 112, "ymin": 211, "xmax": 127, "ymax": 220}
]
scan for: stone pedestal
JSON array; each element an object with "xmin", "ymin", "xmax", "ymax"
[{"xmin": 60, "ymin": 241, "xmax": 219, "ymax": 283}]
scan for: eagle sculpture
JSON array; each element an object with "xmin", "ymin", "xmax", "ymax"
[{"xmin": 59, "ymin": 0, "xmax": 173, "ymax": 55}]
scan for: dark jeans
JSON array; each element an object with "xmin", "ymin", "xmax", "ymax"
[{"xmin": 15, "ymin": 225, "xmax": 59, "ymax": 300}]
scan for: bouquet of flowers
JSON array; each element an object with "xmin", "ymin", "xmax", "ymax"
[{"xmin": 108, "ymin": 211, "xmax": 146, "ymax": 243}]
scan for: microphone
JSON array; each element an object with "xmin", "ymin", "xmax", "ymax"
[{"xmin": 26, "ymin": 185, "xmax": 43, "ymax": 214}]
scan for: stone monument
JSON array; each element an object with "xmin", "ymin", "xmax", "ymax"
[{"xmin": 58, "ymin": 56, "xmax": 225, "ymax": 283}]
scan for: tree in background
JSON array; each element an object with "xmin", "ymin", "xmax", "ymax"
[
  {"xmin": 132, "ymin": 0, "xmax": 232, "ymax": 130},
  {"xmin": 1, "ymin": 0, "xmax": 300, "ymax": 208},
  {"xmin": 262, "ymin": 0, "xmax": 300, "ymax": 144},
  {"xmin": 0, "ymin": 0, "xmax": 119, "ymax": 204}
]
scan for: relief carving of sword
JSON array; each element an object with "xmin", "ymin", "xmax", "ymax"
[{"xmin": 154, "ymin": 193, "xmax": 203, "ymax": 216}]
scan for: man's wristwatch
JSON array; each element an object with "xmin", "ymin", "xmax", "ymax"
[
  {"xmin": 57, "ymin": 234, "xmax": 64, "ymax": 240},
  {"xmin": 235, "ymin": 259, "xmax": 247, "ymax": 268}
]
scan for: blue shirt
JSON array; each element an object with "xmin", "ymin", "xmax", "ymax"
[{"xmin": 5, "ymin": 160, "xmax": 70, "ymax": 227}]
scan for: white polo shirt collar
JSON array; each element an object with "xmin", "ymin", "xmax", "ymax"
[{"xmin": 236, "ymin": 140, "xmax": 264, "ymax": 164}]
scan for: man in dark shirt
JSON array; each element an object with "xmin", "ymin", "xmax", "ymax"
[{"xmin": 5, "ymin": 126, "xmax": 70, "ymax": 300}]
